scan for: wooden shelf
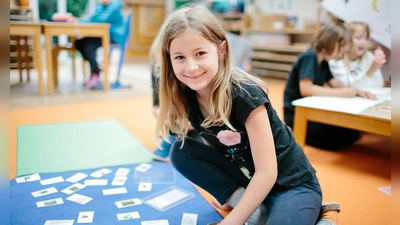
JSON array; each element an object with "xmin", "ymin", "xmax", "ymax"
[
  {"xmin": 245, "ymin": 27, "xmax": 315, "ymax": 79},
  {"xmin": 252, "ymin": 44, "xmax": 309, "ymax": 53},
  {"xmin": 244, "ymin": 28, "xmax": 317, "ymax": 34},
  {"xmin": 251, "ymin": 61, "xmax": 292, "ymax": 72},
  {"xmin": 216, "ymin": 13, "xmax": 249, "ymax": 35},
  {"xmin": 252, "ymin": 52, "xmax": 298, "ymax": 63}
]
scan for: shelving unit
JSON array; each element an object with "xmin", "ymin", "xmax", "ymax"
[
  {"xmin": 244, "ymin": 28, "xmax": 317, "ymax": 79},
  {"xmin": 216, "ymin": 13, "xmax": 250, "ymax": 35}
]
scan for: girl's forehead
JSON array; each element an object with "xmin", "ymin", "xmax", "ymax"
[{"xmin": 353, "ymin": 25, "xmax": 367, "ymax": 33}]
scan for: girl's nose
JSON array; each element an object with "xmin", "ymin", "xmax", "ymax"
[{"xmin": 185, "ymin": 59, "xmax": 198, "ymax": 72}]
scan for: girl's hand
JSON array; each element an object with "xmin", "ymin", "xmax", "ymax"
[
  {"xmin": 356, "ymin": 90, "xmax": 377, "ymax": 100},
  {"xmin": 373, "ymin": 46, "xmax": 386, "ymax": 64},
  {"xmin": 342, "ymin": 87, "xmax": 358, "ymax": 97},
  {"xmin": 66, "ymin": 16, "xmax": 79, "ymax": 23}
]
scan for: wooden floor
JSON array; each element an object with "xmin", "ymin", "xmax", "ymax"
[{"xmin": 10, "ymin": 60, "xmax": 392, "ymax": 224}]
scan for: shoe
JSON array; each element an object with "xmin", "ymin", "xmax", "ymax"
[
  {"xmin": 84, "ymin": 75, "xmax": 100, "ymax": 89},
  {"xmin": 319, "ymin": 202, "xmax": 341, "ymax": 224},
  {"xmin": 152, "ymin": 134, "xmax": 177, "ymax": 162},
  {"xmin": 321, "ymin": 202, "xmax": 341, "ymax": 213}
]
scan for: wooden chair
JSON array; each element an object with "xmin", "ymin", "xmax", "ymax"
[
  {"xmin": 51, "ymin": 38, "xmax": 78, "ymax": 86},
  {"xmin": 10, "ymin": 7, "xmax": 33, "ymax": 82}
]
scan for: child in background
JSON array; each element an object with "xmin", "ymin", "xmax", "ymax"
[
  {"xmin": 329, "ymin": 21, "xmax": 386, "ymax": 88},
  {"xmin": 157, "ymin": 4, "xmax": 340, "ymax": 225},
  {"xmin": 68, "ymin": 0, "xmax": 125, "ymax": 89},
  {"xmin": 283, "ymin": 22, "xmax": 376, "ymax": 150}
]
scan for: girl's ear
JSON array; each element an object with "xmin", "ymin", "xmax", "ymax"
[{"xmin": 220, "ymin": 40, "xmax": 227, "ymax": 54}]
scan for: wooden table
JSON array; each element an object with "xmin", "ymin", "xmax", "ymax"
[
  {"xmin": 293, "ymin": 100, "xmax": 391, "ymax": 148},
  {"xmin": 10, "ymin": 21, "xmax": 44, "ymax": 96},
  {"xmin": 43, "ymin": 22, "xmax": 110, "ymax": 95}
]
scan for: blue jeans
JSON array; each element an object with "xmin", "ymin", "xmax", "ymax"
[{"xmin": 170, "ymin": 137, "xmax": 323, "ymax": 225}]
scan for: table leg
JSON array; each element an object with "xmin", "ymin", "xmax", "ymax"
[
  {"xmin": 33, "ymin": 27, "xmax": 44, "ymax": 96},
  {"xmin": 45, "ymin": 32, "xmax": 54, "ymax": 95},
  {"xmin": 293, "ymin": 106, "xmax": 307, "ymax": 148},
  {"xmin": 102, "ymin": 33, "xmax": 109, "ymax": 91},
  {"xmin": 23, "ymin": 36, "xmax": 30, "ymax": 81},
  {"xmin": 16, "ymin": 36, "xmax": 23, "ymax": 82}
]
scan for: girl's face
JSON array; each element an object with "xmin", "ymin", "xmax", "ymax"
[
  {"xmin": 349, "ymin": 25, "xmax": 370, "ymax": 57},
  {"xmin": 169, "ymin": 29, "xmax": 221, "ymax": 95}
]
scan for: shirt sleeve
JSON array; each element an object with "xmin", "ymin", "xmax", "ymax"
[
  {"xmin": 297, "ymin": 51, "xmax": 318, "ymax": 82},
  {"xmin": 233, "ymin": 84, "xmax": 269, "ymax": 125},
  {"xmin": 80, "ymin": 2, "xmax": 121, "ymax": 24}
]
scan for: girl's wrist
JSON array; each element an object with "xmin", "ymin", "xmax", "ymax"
[{"xmin": 372, "ymin": 56, "xmax": 386, "ymax": 64}]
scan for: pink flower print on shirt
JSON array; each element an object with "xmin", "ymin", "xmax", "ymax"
[{"xmin": 217, "ymin": 130, "xmax": 241, "ymax": 146}]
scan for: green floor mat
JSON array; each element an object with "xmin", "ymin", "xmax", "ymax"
[{"xmin": 17, "ymin": 120, "xmax": 153, "ymax": 176}]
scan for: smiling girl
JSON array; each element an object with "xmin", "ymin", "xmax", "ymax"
[
  {"xmin": 329, "ymin": 21, "xmax": 386, "ymax": 88},
  {"xmin": 157, "ymin": 4, "xmax": 341, "ymax": 225}
]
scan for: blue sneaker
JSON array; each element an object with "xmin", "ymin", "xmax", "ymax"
[{"xmin": 152, "ymin": 134, "xmax": 177, "ymax": 161}]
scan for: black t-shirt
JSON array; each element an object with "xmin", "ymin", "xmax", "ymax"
[
  {"xmin": 184, "ymin": 81, "xmax": 316, "ymax": 189},
  {"xmin": 283, "ymin": 48, "xmax": 333, "ymax": 126}
]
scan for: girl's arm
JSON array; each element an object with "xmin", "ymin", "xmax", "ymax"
[
  {"xmin": 328, "ymin": 60, "xmax": 349, "ymax": 86},
  {"xmin": 220, "ymin": 105, "xmax": 277, "ymax": 225},
  {"xmin": 299, "ymin": 78, "xmax": 376, "ymax": 99},
  {"xmin": 366, "ymin": 47, "xmax": 386, "ymax": 76},
  {"xmin": 80, "ymin": 2, "xmax": 121, "ymax": 23}
]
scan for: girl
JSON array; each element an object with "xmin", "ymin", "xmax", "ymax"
[
  {"xmin": 157, "ymin": 4, "xmax": 339, "ymax": 225},
  {"xmin": 329, "ymin": 21, "xmax": 386, "ymax": 88},
  {"xmin": 283, "ymin": 22, "xmax": 376, "ymax": 150}
]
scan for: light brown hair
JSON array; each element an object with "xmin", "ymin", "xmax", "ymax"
[{"xmin": 312, "ymin": 22, "xmax": 352, "ymax": 54}]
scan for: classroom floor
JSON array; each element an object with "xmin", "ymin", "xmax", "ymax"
[
  {"xmin": 10, "ymin": 55, "xmax": 392, "ymax": 224},
  {"xmin": 10, "ymin": 54, "xmax": 152, "ymax": 109}
]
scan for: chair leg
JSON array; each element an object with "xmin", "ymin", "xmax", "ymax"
[
  {"xmin": 71, "ymin": 48, "xmax": 76, "ymax": 80},
  {"xmin": 52, "ymin": 48, "xmax": 59, "ymax": 86},
  {"xmin": 16, "ymin": 36, "xmax": 23, "ymax": 82},
  {"xmin": 116, "ymin": 49, "xmax": 125, "ymax": 81},
  {"xmin": 23, "ymin": 36, "xmax": 30, "ymax": 82}
]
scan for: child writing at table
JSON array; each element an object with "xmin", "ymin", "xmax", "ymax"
[
  {"xmin": 157, "ymin": 4, "xmax": 342, "ymax": 225},
  {"xmin": 67, "ymin": 0, "xmax": 125, "ymax": 89},
  {"xmin": 283, "ymin": 22, "xmax": 376, "ymax": 150},
  {"xmin": 329, "ymin": 21, "xmax": 386, "ymax": 88}
]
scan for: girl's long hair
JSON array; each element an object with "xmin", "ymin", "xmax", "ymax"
[{"xmin": 156, "ymin": 4, "xmax": 267, "ymax": 142}]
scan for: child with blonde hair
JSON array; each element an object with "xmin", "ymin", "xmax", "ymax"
[
  {"xmin": 157, "ymin": 4, "xmax": 342, "ymax": 225},
  {"xmin": 284, "ymin": 22, "xmax": 376, "ymax": 150},
  {"xmin": 329, "ymin": 21, "xmax": 386, "ymax": 88}
]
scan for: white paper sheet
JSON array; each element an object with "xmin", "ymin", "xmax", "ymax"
[{"xmin": 292, "ymin": 96, "xmax": 385, "ymax": 115}]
